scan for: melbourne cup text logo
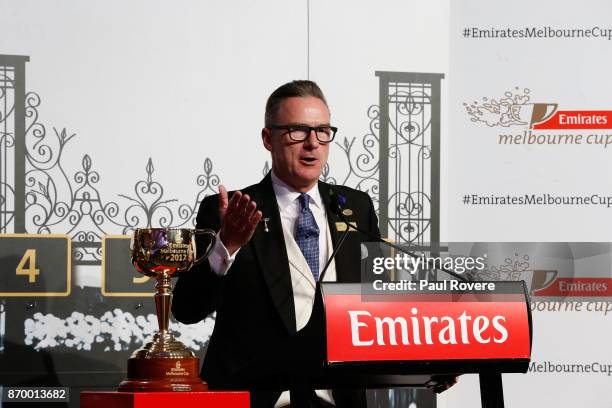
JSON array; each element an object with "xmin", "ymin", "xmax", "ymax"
[{"xmin": 464, "ymin": 87, "xmax": 612, "ymax": 148}]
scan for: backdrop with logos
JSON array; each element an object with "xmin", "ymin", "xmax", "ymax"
[
  {"xmin": 444, "ymin": 1, "xmax": 612, "ymax": 407},
  {"xmin": 0, "ymin": 1, "xmax": 611, "ymax": 408}
]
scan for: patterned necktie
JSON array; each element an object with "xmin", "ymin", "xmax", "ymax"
[{"xmin": 295, "ymin": 193, "xmax": 320, "ymax": 281}]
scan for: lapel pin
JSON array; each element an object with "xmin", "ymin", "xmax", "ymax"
[
  {"xmin": 261, "ymin": 217, "xmax": 270, "ymax": 232},
  {"xmin": 342, "ymin": 208, "xmax": 353, "ymax": 216}
]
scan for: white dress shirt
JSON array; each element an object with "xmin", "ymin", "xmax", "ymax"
[
  {"xmin": 270, "ymin": 171, "xmax": 331, "ymax": 277},
  {"xmin": 208, "ymin": 171, "xmax": 336, "ymax": 281}
]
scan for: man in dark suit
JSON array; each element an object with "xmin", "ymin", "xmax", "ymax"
[{"xmin": 172, "ymin": 80, "xmax": 380, "ymax": 407}]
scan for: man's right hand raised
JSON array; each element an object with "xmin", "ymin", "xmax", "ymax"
[{"xmin": 218, "ymin": 185, "xmax": 262, "ymax": 256}]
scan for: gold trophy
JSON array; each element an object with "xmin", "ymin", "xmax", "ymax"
[{"xmin": 119, "ymin": 228, "xmax": 216, "ymax": 392}]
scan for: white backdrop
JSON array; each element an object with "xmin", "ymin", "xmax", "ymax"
[
  {"xmin": 445, "ymin": 0, "xmax": 612, "ymax": 407},
  {"xmin": 1, "ymin": 0, "xmax": 611, "ymax": 407},
  {"xmin": 0, "ymin": 0, "xmax": 450, "ymax": 286}
]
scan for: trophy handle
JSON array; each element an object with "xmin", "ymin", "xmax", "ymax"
[{"xmin": 192, "ymin": 228, "xmax": 217, "ymax": 266}]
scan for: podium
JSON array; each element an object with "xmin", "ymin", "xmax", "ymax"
[
  {"xmin": 317, "ymin": 280, "xmax": 532, "ymax": 408},
  {"xmin": 205, "ymin": 280, "xmax": 531, "ymax": 408}
]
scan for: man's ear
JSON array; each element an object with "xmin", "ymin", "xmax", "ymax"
[{"xmin": 262, "ymin": 127, "xmax": 273, "ymax": 152}]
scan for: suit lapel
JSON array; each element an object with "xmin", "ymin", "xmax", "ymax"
[
  {"xmin": 318, "ymin": 181, "xmax": 349, "ymax": 282},
  {"xmin": 250, "ymin": 173, "xmax": 297, "ymax": 334}
]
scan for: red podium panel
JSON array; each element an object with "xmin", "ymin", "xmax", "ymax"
[
  {"xmin": 321, "ymin": 281, "xmax": 532, "ymax": 374},
  {"xmin": 81, "ymin": 391, "xmax": 249, "ymax": 408}
]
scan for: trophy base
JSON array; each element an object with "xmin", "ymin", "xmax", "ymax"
[{"xmin": 118, "ymin": 356, "xmax": 208, "ymax": 392}]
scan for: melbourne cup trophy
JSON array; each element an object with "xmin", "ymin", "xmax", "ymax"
[{"xmin": 118, "ymin": 228, "xmax": 216, "ymax": 392}]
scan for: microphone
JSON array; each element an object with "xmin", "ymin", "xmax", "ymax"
[
  {"xmin": 320, "ymin": 188, "xmax": 468, "ymax": 283},
  {"xmin": 318, "ymin": 219, "xmax": 351, "ymax": 283}
]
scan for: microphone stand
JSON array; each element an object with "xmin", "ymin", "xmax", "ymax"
[
  {"xmin": 319, "ymin": 191, "xmax": 468, "ymax": 283},
  {"xmin": 318, "ymin": 226, "xmax": 351, "ymax": 283}
]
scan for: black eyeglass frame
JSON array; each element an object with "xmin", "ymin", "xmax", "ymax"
[{"xmin": 267, "ymin": 124, "xmax": 338, "ymax": 144}]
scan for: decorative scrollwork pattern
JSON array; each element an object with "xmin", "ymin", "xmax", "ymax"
[
  {"xmin": 16, "ymin": 91, "xmax": 223, "ymax": 263},
  {"xmin": 8, "ymin": 76, "xmax": 439, "ymax": 260},
  {"xmin": 327, "ymin": 82, "xmax": 435, "ymax": 245},
  {"xmin": 0, "ymin": 69, "xmax": 16, "ymax": 232}
]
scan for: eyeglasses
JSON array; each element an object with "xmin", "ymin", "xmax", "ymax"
[{"xmin": 268, "ymin": 125, "xmax": 338, "ymax": 144}]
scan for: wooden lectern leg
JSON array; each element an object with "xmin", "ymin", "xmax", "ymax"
[{"xmin": 479, "ymin": 373, "xmax": 505, "ymax": 408}]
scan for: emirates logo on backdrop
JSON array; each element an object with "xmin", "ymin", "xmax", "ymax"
[{"xmin": 464, "ymin": 87, "xmax": 612, "ymax": 148}]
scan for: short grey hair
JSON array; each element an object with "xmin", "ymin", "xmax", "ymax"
[{"xmin": 264, "ymin": 80, "xmax": 328, "ymax": 127}]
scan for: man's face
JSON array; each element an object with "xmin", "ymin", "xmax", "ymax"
[{"xmin": 262, "ymin": 96, "xmax": 331, "ymax": 192}]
